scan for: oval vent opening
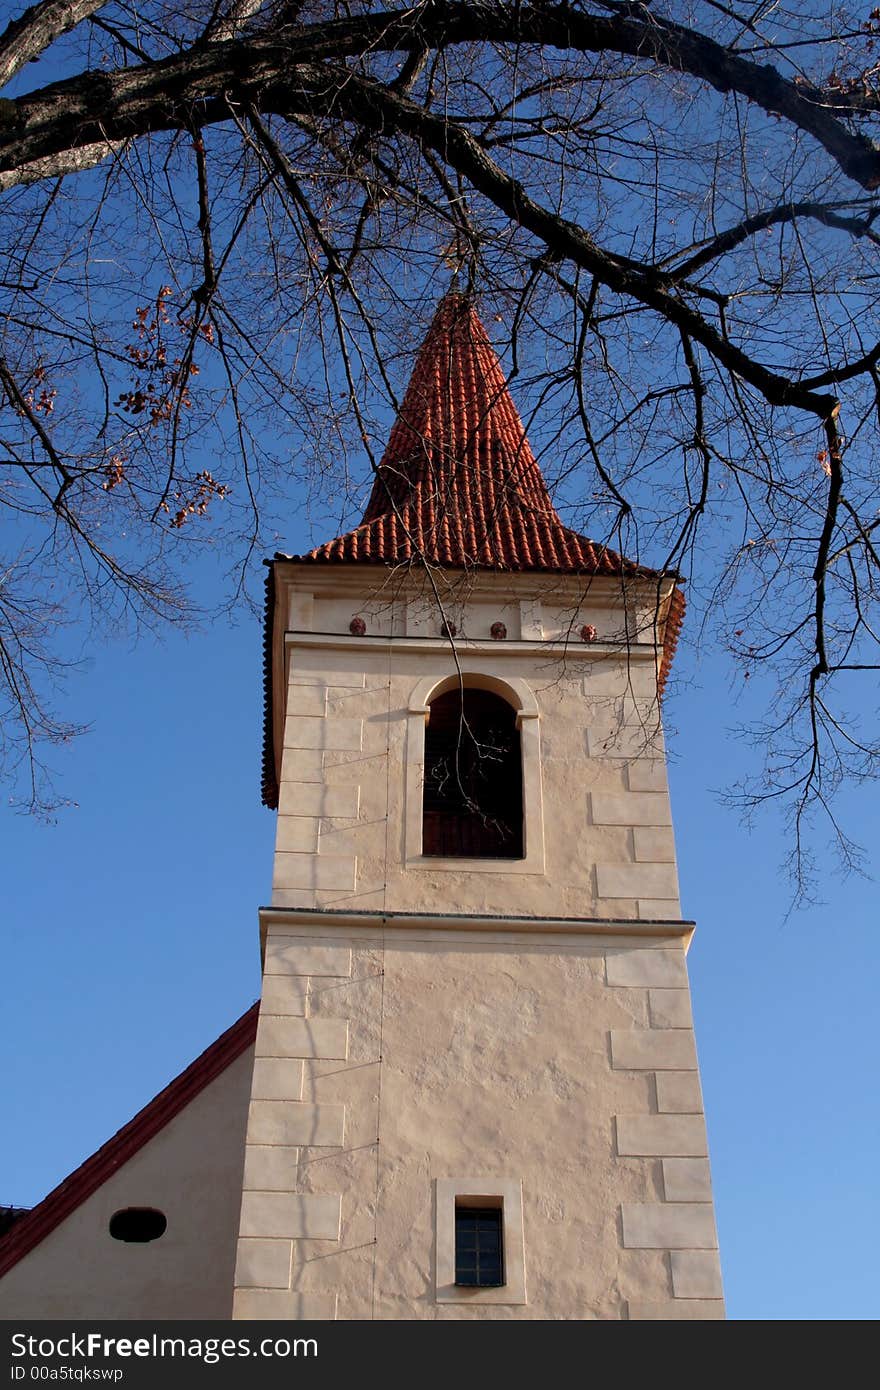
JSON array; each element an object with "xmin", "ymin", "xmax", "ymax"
[{"xmin": 109, "ymin": 1207, "xmax": 167, "ymax": 1243}]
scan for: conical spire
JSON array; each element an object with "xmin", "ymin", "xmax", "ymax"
[{"xmin": 300, "ymin": 292, "xmax": 632, "ymax": 574}]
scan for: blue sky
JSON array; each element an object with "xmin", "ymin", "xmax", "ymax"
[{"xmin": 2, "ymin": 555, "xmax": 878, "ymax": 1319}]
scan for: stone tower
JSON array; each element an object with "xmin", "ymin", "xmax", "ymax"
[{"xmin": 232, "ymin": 293, "xmax": 724, "ymax": 1321}]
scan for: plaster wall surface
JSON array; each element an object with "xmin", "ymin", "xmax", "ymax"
[
  {"xmin": 270, "ymin": 571, "xmax": 679, "ymax": 923},
  {"xmin": 234, "ymin": 923, "xmax": 723, "ymax": 1320},
  {"xmin": 0, "ymin": 1049, "xmax": 253, "ymax": 1320}
]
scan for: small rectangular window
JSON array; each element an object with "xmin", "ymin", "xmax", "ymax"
[
  {"xmin": 455, "ymin": 1203, "xmax": 504, "ymax": 1287},
  {"xmin": 436, "ymin": 1179, "xmax": 525, "ymax": 1304}
]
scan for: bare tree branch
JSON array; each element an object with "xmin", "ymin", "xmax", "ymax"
[
  {"xmin": 1, "ymin": 5, "xmax": 879, "ymax": 189},
  {"xmin": 0, "ymin": 0, "xmax": 107, "ymax": 88}
]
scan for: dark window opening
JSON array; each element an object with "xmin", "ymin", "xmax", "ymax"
[
  {"xmin": 109, "ymin": 1208, "xmax": 167, "ymax": 1243},
  {"xmin": 423, "ymin": 688, "xmax": 523, "ymax": 858},
  {"xmin": 454, "ymin": 1205, "xmax": 505, "ymax": 1287}
]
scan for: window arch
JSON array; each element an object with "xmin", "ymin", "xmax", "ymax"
[
  {"xmin": 405, "ymin": 671, "xmax": 544, "ymax": 874},
  {"xmin": 423, "ymin": 687, "xmax": 523, "ymax": 858}
]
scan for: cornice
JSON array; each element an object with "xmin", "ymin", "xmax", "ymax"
[
  {"xmin": 258, "ymin": 905, "xmax": 694, "ymax": 949},
  {"xmin": 283, "ymin": 629, "xmax": 660, "ymax": 661}
]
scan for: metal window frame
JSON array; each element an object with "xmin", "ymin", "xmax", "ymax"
[{"xmin": 454, "ymin": 1203, "xmax": 505, "ymax": 1288}]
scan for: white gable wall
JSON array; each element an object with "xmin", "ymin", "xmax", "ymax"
[{"xmin": 0, "ymin": 1047, "xmax": 253, "ymax": 1320}]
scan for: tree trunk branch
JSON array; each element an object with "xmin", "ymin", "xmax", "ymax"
[
  {"xmin": 0, "ymin": 0, "xmax": 107, "ymax": 88},
  {"xmin": 0, "ymin": 4, "xmax": 878, "ymax": 190}
]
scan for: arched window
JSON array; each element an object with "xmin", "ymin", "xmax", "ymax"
[{"xmin": 422, "ymin": 687, "xmax": 523, "ymax": 858}]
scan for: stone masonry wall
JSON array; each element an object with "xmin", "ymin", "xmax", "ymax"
[
  {"xmin": 269, "ymin": 581, "xmax": 681, "ymax": 922},
  {"xmin": 233, "ymin": 924, "xmax": 723, "ymax": 1319}
]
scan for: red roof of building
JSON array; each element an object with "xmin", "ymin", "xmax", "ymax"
[
  {"xmin": 294, "ymin": 292, "xmax": 649, "ymax": 575},
  {"xmin": 0, "ymin": 1004, "xmax": 258, "ymax": 1278}
]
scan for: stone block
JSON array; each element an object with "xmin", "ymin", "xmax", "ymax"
[
  {"xmin": 271, "ymin": 889, "xmax": 317, "ymax": 910},
  {"xmin": 610, "ymin": 1028, "xmax": 697, "ymax": 1071},
  {"xmin": 249, "ymin": 1101, "xmax": 345, "ymax": 1148},
  {"xmin": 287, "ymin": 687, "xmax": 327, "ymax": 717},
  {"xmin": 606, "ymin": 949, "xmax": 688, "ymax": 988},
  {"xmin": 260, "ymin": 976, "xmax": 308, "ymax": 1017},
  {"xmin": 649, "ymin": 989, "xmax": 693, "ymax": 1029},
  {"xmin": 616, "ymin": 1114, "xmax": 707, "ymax": 1157},
  {"xmin": 663, "ymin": 1158, "xmax": 713, "ymax": 1203},
  {"xmin": 256, "ymin": 1015, "xmax": 349, "ymax": 1061},
  {"xmin": 626, "ymin": 760, "xmax": 668, "ymax": 793},
  {"xmin": 239, "ymin": 1192, "xmax": 341, "ymax": 1241},
  {"xmin": 671, "ymin": 1251, "xmax": 724, "ymax": 1299},
  {"xmin": 272, "ymin": 853, "xmax": 356, "ymax": 892},
  {"xmin": 656, "ymin": 1071, "xmax": 704, "ymax": 1114},
  {"xmin": 633, "ymin": 827, "xmax": 676, "ymax": 862},
  {"xmin": 597, "ymin": 863, "xmax": 678, "ymax": 900},
  {"xmin": 234, "ymin": 1239, "xmax": 292, "ymax": 1289},
  {"xmin": 627, "ymin": 1300, "xmax": 724, "ymax": 1320},
  {"xmin": 278, "ymin": 782, "xmax": 359, "ymax": 819},
  {"xmin": 621, "ymin": 1202, "xmax": 717, "ymax": 1250},
  {"xmin": 233, "ymin": 1290, "xmax": 337, "ymax": 1320},
  {"xmin": 250, "ymin": 1058, "xmax": 304, "ymax": 1101},
  {"xmin": 243, "ymin": 1146, "xmax": 300, "ymax": 1192},
  {"xmin": 282, "ymin": 749, "xmax": 324, "ymax": 782},
  {"xmin": 592, "ymin": 792, "xmax": 672, "ymax": 826},
  {"xmin": 275, "ymin": 818, "xmax": 320, "ymax": 854},
  {"xmin": 284, "ymin": 715, "xmax": 363, "ymax": 752},
  {"xmin": 264, "ymin": 941, "xmax": 352, "ymax": 978}
]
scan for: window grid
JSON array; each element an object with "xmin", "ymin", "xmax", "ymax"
[{"xmin": 454, "ymin": 1206, "xmax": 505, "ymax": 1287}]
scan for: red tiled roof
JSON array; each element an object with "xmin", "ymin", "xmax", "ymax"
[
  {"xmin": 294, "ymin": 292, "xmax": 646, "ymax": 576},
  {"xmin": 0, "ymin": 1004, "xmax": 258, "ymax": 1278}
]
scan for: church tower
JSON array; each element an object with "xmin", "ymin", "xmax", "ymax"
[{"xmin": 233, "ymin": 293, "xmax": 723, "ymax": 1321}]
